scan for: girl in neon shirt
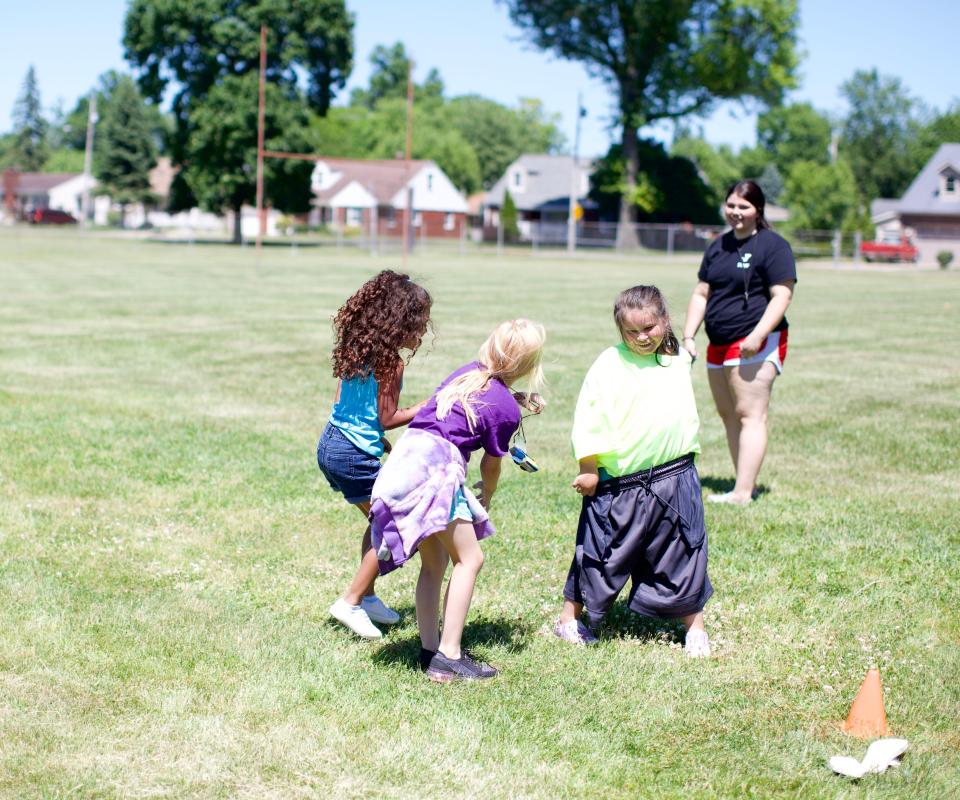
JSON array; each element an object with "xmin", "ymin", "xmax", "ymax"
[{"xmin": 555, "ymin": 285, "xmax": 712, "ymax": 657}]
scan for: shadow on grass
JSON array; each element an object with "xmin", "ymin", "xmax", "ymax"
[
  {"xmin": 147, "ymin": 237, "xmax": 331, "ymax": 248},
  {"xmin": 699, "ymin": 473, "xmax": 770, "ymax": 499},
  {"xmin": 590, "ymin": 602, "xmax": 686, "ymax": 644},
  {"xmin": 369, "ymin": 605, "xmax": 536, "ymax": 672}
]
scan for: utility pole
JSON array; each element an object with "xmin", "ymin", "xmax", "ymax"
[
  {"xmin": 402, "ymin": 59, "xmax": 414, "ymax": 268},
  {"xmin": 566, "ymin": 93, "xmax": 585, "ymax": 253},
  {"xmin": 81, "ymin": 96, "xmax": 97, "ymax": 227},
  {"xmin": 255, "ymin": 24, "xmax": 267, "ymax": 270}
]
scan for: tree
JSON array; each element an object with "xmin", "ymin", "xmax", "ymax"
[
  {"xmin": 592, "ymin": 140, "xmax": 719, "ymax": 224},
  {"xmin": 671, "ymin": 136, "xmax": 740, "ymax": 206},
  {"xmin": 500, "ymin": 0, "xmax": 799, "ymax": 246},
  {"xmin": 782, "ymin": 159, "xmax": 858, "ymax": 231},
  {"xmin": 501, "ymin": 189, "xmax": 519, "ymax": 242},
  {"xmin": 186, "ymin": 75, "xmax": 316, "ymax": 244},
  {"xmin": 909, "ymin": 103, "xmax": 960, "ymax": 178},
  {"xmin": 757, "ymin": 102, "xmax": 832, "ymax": 170},
  {"xmin": 57, "ymin": 71, "xmax": 170, "ymax": 172},
  {"xmin": 11, "ymin": 66, "xmax": 48, "ymax": 170},
  {"xmin": 839, "ymin": 69, "xmax": 918, "ymax": 201},
  {"xmin": 123, "ymin": 0, "xmax": 354, "ymax": 242},
  {"xmin": 97, "ymin": 76, "xmax": 158, "ymax": 226},
  {"xmin": 439, "ymin": 95, "xmax": 564, "ymax": 189}
]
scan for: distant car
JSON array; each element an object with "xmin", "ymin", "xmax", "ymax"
[
  {"xmin": 860, "ymin": 234, "xmax": 919, "ymax": 263},
  {"xmin": 30, "ymin": 208, "xmax": 78, "ymax": 225}
]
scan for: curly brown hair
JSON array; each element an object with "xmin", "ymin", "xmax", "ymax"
[{"xmin": 331, "ymin": 270, "xmax": 433, "ymax": 382}]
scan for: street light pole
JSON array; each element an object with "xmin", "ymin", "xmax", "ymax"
[
  {"xmin": 566, "ymin": 93, "xmax": 584, "ymax": 253},
  {"xmin": 81, "ymin": 96, "xmax": 97, "ymax": 227}
]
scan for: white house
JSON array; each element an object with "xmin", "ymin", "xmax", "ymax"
[
  {"xmin": 870, "ymin": 143, "xmax": 960, "ymax": 264},
  {"xmin": 310, "ymin": 157, "xmax": 468, "ymax": 238},
  {"xmin": 0, "ymin": 171, "xmax": 109, "ymax": 223},
  {"xmin": 483, "ymin": 154, "xmax": 597, "ymax": 241}
]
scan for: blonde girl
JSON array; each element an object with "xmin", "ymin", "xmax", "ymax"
[{"xmin": 370, "ymin": 319, "xmax": 545, "ymax": 682}]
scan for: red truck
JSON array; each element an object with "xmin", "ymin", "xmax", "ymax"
[{"xmin": 860, "ymin": 234, "xmax": 919, "ymax": 263}]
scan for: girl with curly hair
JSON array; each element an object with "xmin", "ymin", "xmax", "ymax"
[{"xmin": 318, "ymin": 270, "xmax": 433, "ymax": 639}]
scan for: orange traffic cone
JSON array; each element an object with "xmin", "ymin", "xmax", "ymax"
[{"xmin": 843, "ymin": 668, "xmax": 890, "ymax": 738}]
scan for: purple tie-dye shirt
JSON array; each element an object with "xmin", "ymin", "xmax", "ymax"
[{"xmin": 409, "ymin": 361, "xmax": 521, "ymax": 462}]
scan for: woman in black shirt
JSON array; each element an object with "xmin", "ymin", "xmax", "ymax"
[{"xmin": 682, "ymin": 180, "xmax": 796, "ymax": 505}]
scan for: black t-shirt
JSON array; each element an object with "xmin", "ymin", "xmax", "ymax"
[{"xmin": 697, "ymin": 228, "xmax": 797, "ymax": 345}]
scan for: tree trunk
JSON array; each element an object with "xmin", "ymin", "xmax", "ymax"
[
  {"xmin": 617, "ymin": 124, "xmax": 640, "ymax": 250},
  {"xmin": 232, "ymin": 205, "xmax": 243, "ymax": 245}
]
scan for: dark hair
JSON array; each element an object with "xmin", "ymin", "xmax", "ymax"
[
  {"xmin": 613, "ymin": 285, "xmax": 679, "ymax": 362},
  {"xmin": 331, "ymin": 270, "xmax": 432, "ymax": 382},
  {"xmin": 725, "ymin": 179, "xmax": 770, "ymax": 230}
]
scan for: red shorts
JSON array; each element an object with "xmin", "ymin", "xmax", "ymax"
[{"xmin": 706, "ymin": 329, "xmax": 788, "ymax": 373}]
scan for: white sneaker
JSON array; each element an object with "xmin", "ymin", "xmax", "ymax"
[
  {"xmin": 361, "ymin": 595, "xmax": 400, "ymax": 625},
  {"xmin": 329, "ymin": 598, "xmax": 382, "ymax": 639},
  {"xmin": 684, "ymin": 628, "xmax": 711, "ymax": 658}
]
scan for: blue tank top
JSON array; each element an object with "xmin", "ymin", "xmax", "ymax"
[{"xmin": 329, "ymin": 374, "xmax": 384, "ymax": 457}]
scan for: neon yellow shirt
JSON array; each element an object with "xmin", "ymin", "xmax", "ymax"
[{"xmin": 571, "ymin": 344, "xmax": 701, "ymax": 476}]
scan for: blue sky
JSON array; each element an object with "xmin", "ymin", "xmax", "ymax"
[{"xmin": 3, "ymin": 0, "xmax": 959, "ymax": 158}]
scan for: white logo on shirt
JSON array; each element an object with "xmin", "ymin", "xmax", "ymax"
[{"xmin": 736, "ymin": 252, "xmax": 752, "ymax": 270}]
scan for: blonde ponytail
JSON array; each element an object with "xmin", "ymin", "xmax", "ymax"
[{"xmin": 435, "ymin": 319, "xmax": 545, "ymax": 431}]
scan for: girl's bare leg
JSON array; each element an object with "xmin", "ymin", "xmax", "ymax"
[
  {"xmin": 342, "ymin": 501, "xmax": 377, "ymax": 606},
  {"xmin": 415, "ymin": 534, "xmax": 449, "ymax": 652},
  {"xmin": 435, "ymin": 521, "xmax": 484, "ymax": 660},
  {"xmin": 558, "ymin": 599, "xmax": 583, "ymax": 625},
  {"xmin": 708, "ymin": 367, "xmax": 740, "ymax": 473}
]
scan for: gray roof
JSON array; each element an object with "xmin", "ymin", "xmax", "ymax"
[
  {"xmin": 484, "ymin": 154, "xmax": 595, "ymax": 211},
  {"xmin": 870, "ymin": 198, "xmax": 900, "ymax": 221},
  {"xmin": 898, "ymin": 143, "xmax": 960, "ymax": 216}
]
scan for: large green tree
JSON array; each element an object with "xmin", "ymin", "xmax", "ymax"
[
  {"xmin": 782, "ymin": 159, "xmax": 858, "ymax": 231},
  {"xmin": 187, "ymin": 75, "xmax": 316, "ymax": 244},
  {"xmin": 839, "ymin": 69, "xmax": 918, "ymax": 201},
  {"xmin": 123, "ymin": 0, "xmax": 353, "ymax": 242},
  {"xmin": 500, "ymin": 0, "xmax": 799, "ymax": 246},
  {"xmin": 97, "ymin": 76, "xmax": 158, "ymax": 226},
  {"xmin": 757, "ymin": 102, "xmax": 832, "ymax": 170},
  {"xmin": 593, "ymin": 139, "xmax": 719, "ymax": 224},
  {"xmin": 11, "ymin": 66, "xmax": 49, "ymax": 171}
]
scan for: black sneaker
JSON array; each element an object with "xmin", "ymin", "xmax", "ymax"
[
  {"xmin": 419, "ymin": 648, "xmax": 436, "ymax": 672},
  {"xmin": 461, "ymin": 650, "xmax": 499, "ymax": 679},
  {"xmin": 425, "ymin": 650, "xmax": 491, "ymax": 683}
]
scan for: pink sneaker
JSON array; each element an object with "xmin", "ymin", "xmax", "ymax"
[{"xmin": 553, "ymin": 618, "xmax": 598, "ymax": 645}]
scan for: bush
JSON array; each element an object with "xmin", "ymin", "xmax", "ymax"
[{"xmin": 937, "ymin": 250, "xmax": 954, "ymax": 269}]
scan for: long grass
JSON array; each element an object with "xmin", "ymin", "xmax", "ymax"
[{"xmin": 1, "ymin": 228, "xmax": 958, "ymax": 799}]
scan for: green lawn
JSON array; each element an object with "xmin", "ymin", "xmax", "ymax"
[{"xmin": 1, "ymin": 229, "xmax": 958, "ymax": 798}]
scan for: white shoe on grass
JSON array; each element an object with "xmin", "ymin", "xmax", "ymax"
[
  {"xmin": 329, "ymin": 598, "xmax": 382, "ymax": 639},
  {"xmin": 684, "ymin": 628, "xmax": 711, "ymax": 658},
  {"xmin": 361, "ymin": 595, "xmax": 400, "ymax": 625}
]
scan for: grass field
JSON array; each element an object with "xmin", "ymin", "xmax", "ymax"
[{"xmin": 1, "ymin": 228, "xmax": 958, "ymax": 799}]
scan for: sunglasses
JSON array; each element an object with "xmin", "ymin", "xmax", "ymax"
[{"xmin": 512, "ymin": 391, "xmax": 545, "ymax": 414}]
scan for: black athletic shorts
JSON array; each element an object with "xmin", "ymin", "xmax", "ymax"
[{"xmin": 563, "ymin": 455, "xmax": 712, "ymax": 622}]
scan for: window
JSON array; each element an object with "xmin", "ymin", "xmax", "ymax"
[
  {"xmin": 513, "ymin": 171, "xmax": 522, "ymax": 187},
  {"xmin": 443, "ymin": 212, "xmax": 455, "ymax": 231},
  {"xmin": 427, "ymin": 173, "xmax": 433, "ymax": 191},
  {"xmin": 946, "ymin": 176, "xmax": 957, "ymax": 194},
  {"xmin": 345, "ymin": 207, "xmax": 362, "ymax": 226},
  {"xmin": 385, "ymin": 206, "xmax": 397, "ymax": 228},
  {"xmin": 414, "ymin": 211, "xmax": 423, "ymax": 227}
]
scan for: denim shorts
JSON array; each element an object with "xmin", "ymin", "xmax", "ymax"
[{"xmin": 316, "ymin": 423, "xmax": 381, "ymax": 504}]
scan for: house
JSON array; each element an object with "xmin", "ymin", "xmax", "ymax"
[
  {"xmin": 309, "ymin": 157, "xmax": 468, "ymax": 238},
  {"xmin": 483, "ymin": 154, "xmax": 597, "ymax": 242},
  {"xmin": 870, "ymin": 143, "xmax": 960, "ymax": 263},
  {"xmin": 0, "ymin": 170, "xmax": 107, "ymax": 222}
]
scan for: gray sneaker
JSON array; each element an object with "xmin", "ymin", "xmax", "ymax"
[
  {"xmin": 553, "ymin": 617, "xmax": 599, "ymax": 645},
  {"xmin": 425, "ymin": 651, "xmax": 495, "ymax": 683}
]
